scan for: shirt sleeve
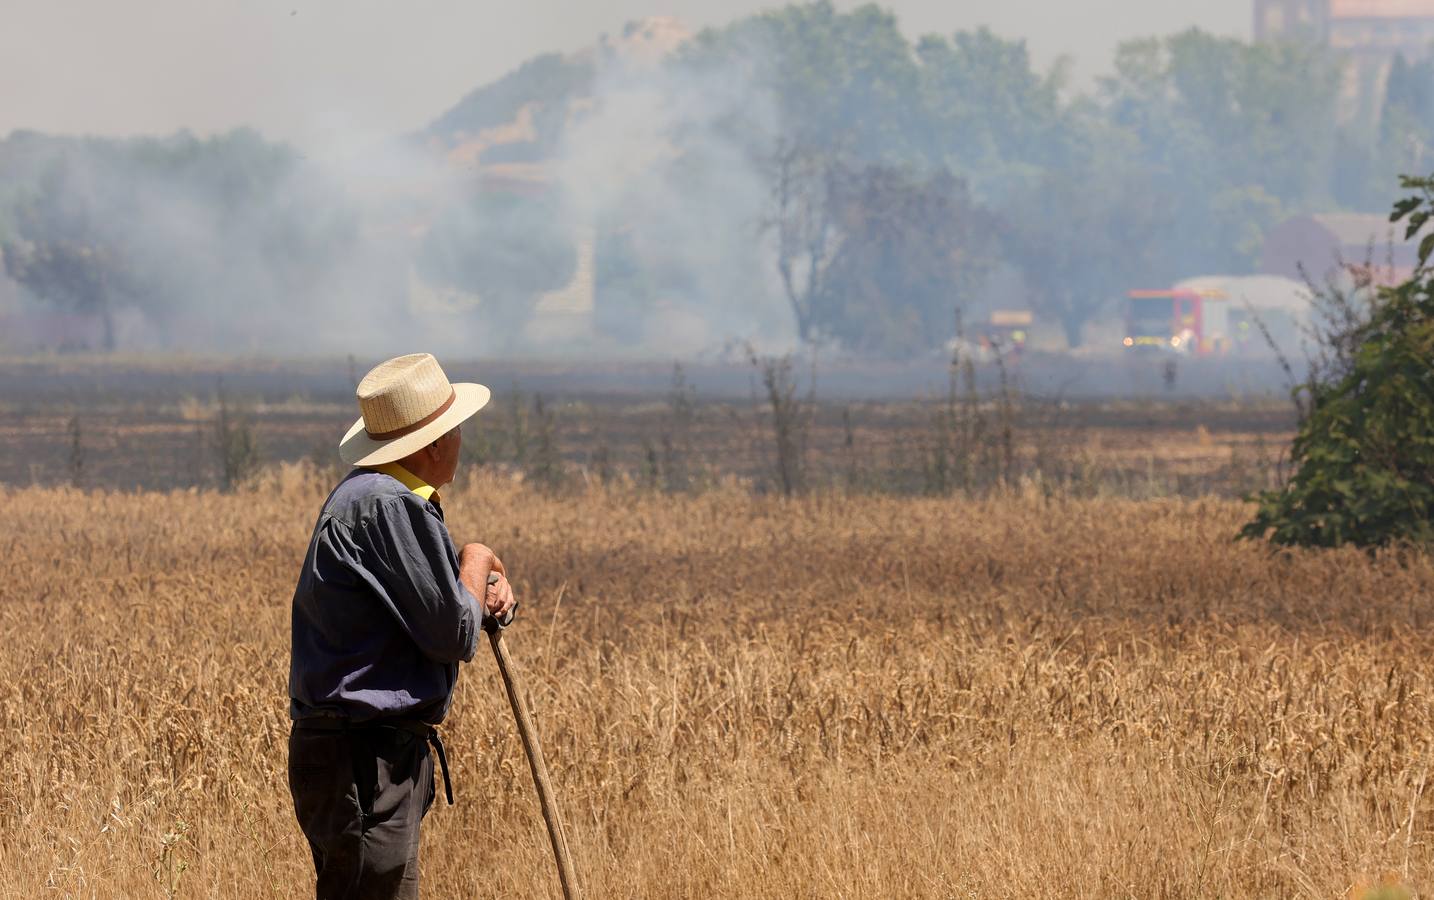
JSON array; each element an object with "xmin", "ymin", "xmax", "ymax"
[{"xmin": 359, "ymin": 494, "xmax": 482, "ymax": 664}]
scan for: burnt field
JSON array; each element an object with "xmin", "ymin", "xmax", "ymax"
[{"xmin": 0, "ymin": 355, "xmax": 1295, "ymax": 497}]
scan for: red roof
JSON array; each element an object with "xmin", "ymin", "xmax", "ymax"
[{"xmin": 1330, "ymin": 0, "xmax": 1434, "ymax": 18}]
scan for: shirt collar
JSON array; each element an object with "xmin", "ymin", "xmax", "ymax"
[{"xmin": 370, "ymin": 461, "xmax": 441, "ymax": 503}]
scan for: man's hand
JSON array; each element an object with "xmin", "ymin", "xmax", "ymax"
[
  {"xmin": 485, "ymin": 573, "xmax": 516, "ymax": 620},
  {"xmin": 458, "ymin": 543, "xmax": 516, "ymax": 619}
]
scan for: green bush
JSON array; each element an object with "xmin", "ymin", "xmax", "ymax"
[{"xmin": 1240, "ymin": 175, "xmax": 1434, "ymax": 549}]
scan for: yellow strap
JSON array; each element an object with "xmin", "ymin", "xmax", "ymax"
[{"xmin": 370, "ymin": 461, "xmax": 439, "ymax": 503}]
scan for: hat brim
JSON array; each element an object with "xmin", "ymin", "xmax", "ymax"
[{"xmin": 338, "ymin": 382, "xmax": 491, "ymax": 467}]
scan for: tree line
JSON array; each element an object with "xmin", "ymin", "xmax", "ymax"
[
  {"xmin": 670, "ymin": 2, "xmax": 1424, "ymax": 352},
  {"xmin": 1, "ymin": 2, "xmax": 1429, "ymax": 356}
]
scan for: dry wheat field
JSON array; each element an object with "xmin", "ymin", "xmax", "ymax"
[{"xmin": 3, "ymin": 467, "xmax": 1434, "ymax": 898}]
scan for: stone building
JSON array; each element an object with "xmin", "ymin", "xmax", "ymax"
[
  {"xmin": 1254, "ymin": 0, "xmax": 1434, "ymax": 122},
  {"xmin": 1254, "ymin": 0, "xmax": 1329, "ymax": 42}
]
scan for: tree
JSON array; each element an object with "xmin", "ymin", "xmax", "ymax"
[
  {"xmin": 1000, "ymin": 119, "xmax": 1169, "ymax": 348},
  {"xmin": 815, "ymin": 164, "xmax": 992, "ymax": 354},
  {"xmin": 0, "ymin": 130, "xmax": 357, "ymax": 351},
  {"xmin": 683, "ymin": 1, "xmax": 923, "ymax": 164},
  {"xmin": 417, "ymin": 187, "xmax": 578, "ymax": 338},
  {"xmin": 1103, "ymin": 30, "xmax": 1340, "ymax": 209},
  {"xmin": 1095, "ymin": 30, "xmax": 1337, "ymax": 284},
  {"xmin": 1333, "ymin": 55, "xmax": 1434, "ymax": 210},
  {"xmin": 1240, "ymin": 175, "xmax": 1434, "ymax": 549},
  {"xmin": 1379, "ymin": 55, "xmax": 1434, "ymax": 179},
  {"xmin": 764, "ymin": 141, "xmax": 839, "ymax": 346},
  {"xmin": 1, "ymin": 164, "xmax": 147, "ymax": 350},
  {"xmin": 913, "ymin": 27, "xmax": 1073, "ymax": 200},
  {"xmin": 764, "ymin": 147, "xmax": 993, "ymax": 354},
  {"xmin": 592, "ymin": 223, "xmax": 655, "ymax": 345}
]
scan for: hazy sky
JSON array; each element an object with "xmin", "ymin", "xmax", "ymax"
[{"xmin": 1, "ymin": 0, "xmax": 1249, "ymax": 154}]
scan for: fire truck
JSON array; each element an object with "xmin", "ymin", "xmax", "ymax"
[
  {"xmin": 980, "ymin": 309, "xmax": 1033, "ymax": 358},
  {"xmin": 1122, "ymin": 288, "xmax": 1230, "ymax": 356}
]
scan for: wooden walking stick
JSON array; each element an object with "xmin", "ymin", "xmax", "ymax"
[{"xmin": 486, "ymin": 609, "xmax": 582, "ymax": 900}]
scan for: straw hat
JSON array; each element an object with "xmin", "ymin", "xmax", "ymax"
[{"xmin": 339, "ymin": 353, "xmax": 491, "ymax": 467}]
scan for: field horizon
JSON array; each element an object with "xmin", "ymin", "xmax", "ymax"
[{"xmin": 0, "ymin": 355, "xmax": 1296, "ymax": 502}]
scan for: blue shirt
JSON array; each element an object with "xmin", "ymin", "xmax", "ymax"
[{"xmin": 288, "ymin": 465, "xmax": 483, "ymax": 725}]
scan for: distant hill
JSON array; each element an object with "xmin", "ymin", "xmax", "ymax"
[
  {"xmin": 417, "ymin": 17, "xmax": 693, "ymax": 175},
  {"xmin": 422, "ymin": 53, "xmax": 593, "ymax": 168}
]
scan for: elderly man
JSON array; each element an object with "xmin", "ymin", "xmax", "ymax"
[{"xmin": 288, "ymin": 353, "xmax": 516, "ymax": 899}]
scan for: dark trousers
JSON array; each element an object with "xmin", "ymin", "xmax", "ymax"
[{"xmin": 289, "ymin": 724, "xmax": 436, "ymax": 900}]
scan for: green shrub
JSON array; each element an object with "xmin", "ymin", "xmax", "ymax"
[{"xmin": 1240, "ymin": 175, "xmax": 1434, "ymax": 549}]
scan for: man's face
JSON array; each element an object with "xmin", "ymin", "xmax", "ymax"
[{"xmin": 433, "ymin": 426, "xmax": 462, "ymax": 486}]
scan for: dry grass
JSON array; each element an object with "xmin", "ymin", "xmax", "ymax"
[{"xmin": 2, "ymin": 466, "xmax": 1433, "ymax": 898}]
